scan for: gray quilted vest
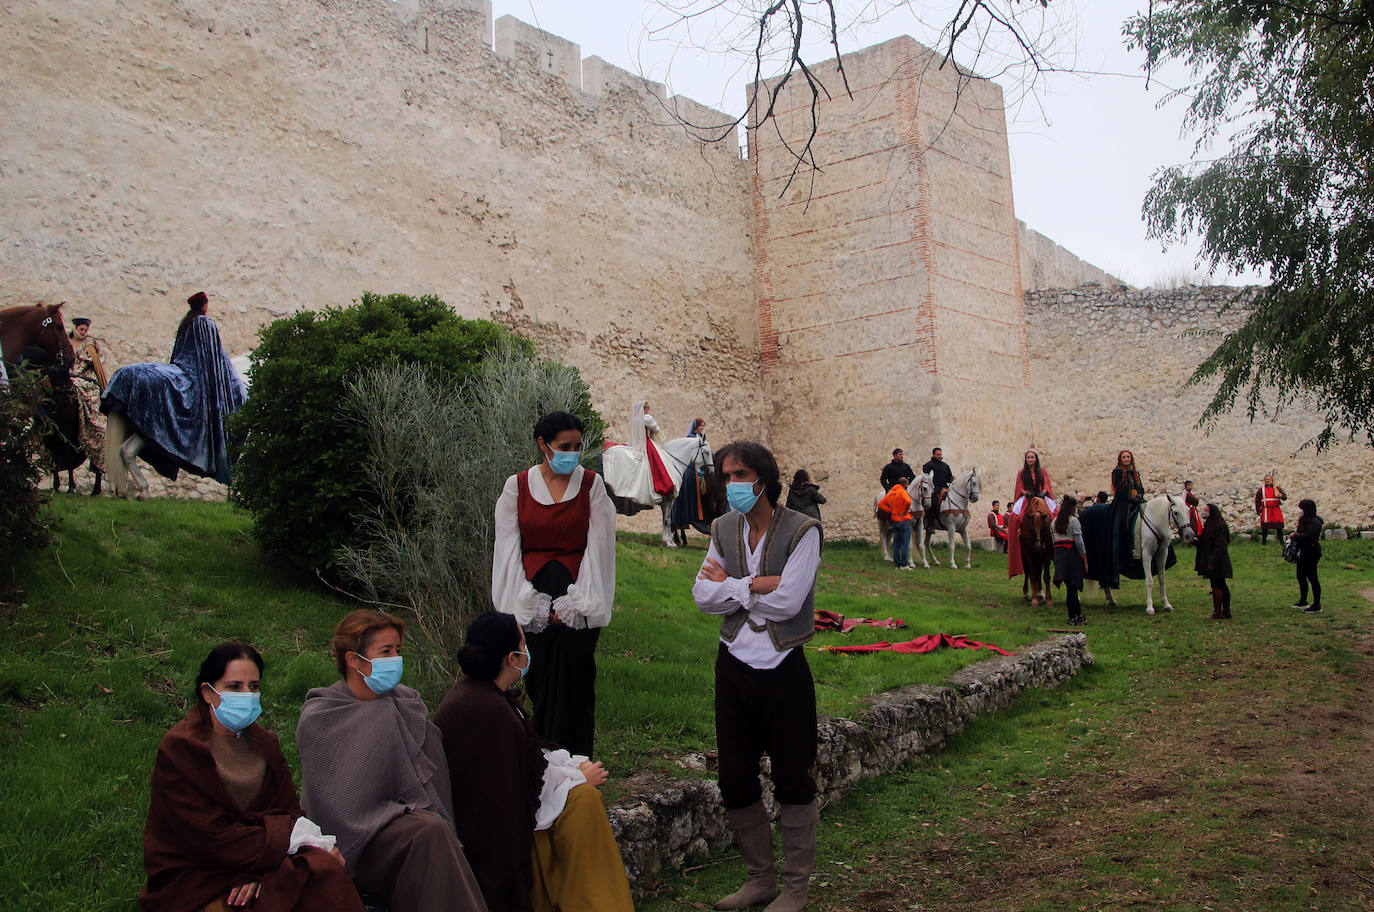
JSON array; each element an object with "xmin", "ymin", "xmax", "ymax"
[{"xmin": 713, "ymin": 505, "xmax": 821, "ymax": 651}]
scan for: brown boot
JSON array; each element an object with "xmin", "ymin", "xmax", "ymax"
[
  {"xmin": 1222, "ymin": 588, "xmax": 1232, "ymax": 619},
  {"xmin": 715, "ymin": 802, "xmax": 778, "ymax": 910},
  {"xmin": 1210, "ymin": 588, "xmax": 1224, "ymax": 620},
  {"xmin": 763, "ymin": 800, "xmax": 818, "ymax": 912}
]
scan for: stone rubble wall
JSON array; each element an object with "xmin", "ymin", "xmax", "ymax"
[
  {"xmin": 1024, "ymin": 285, "xmax": 1374, "ymax": 528},
  {"xmin": 607, "ymin": 633, "xmax": 1093, "ymax": 889}
]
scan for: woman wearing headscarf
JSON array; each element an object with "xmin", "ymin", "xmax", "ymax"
[
  {"xmin": 139, "ymin": 643, "xmax": 363, "ymax": 912},
  {"xmin": 434, "ymin": 612, "xmax": 633, "ymax": 912},
  {"xmin": 492, "ymin": 410, "xmax": 616, "ymax": 756}
]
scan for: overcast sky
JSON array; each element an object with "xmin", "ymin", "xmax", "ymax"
[{"xmin": 487, "ymin": 1, "xmax": 1257, "ymax": 287}]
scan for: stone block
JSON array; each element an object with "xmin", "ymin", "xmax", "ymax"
[
  {"xmin": 582, "ymin": 55, "xmax": 666, "ymax": 102},
  {"xmin": 1361, "ymin": 531, "xmax": 1374, "ymax": 540},
  {"xmin": 1323, "ymin": 527, "xmax": 1348, "ymax": 540}
]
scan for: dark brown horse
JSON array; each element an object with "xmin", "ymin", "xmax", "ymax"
[
  {"xmin": 1019, "ymin": 495, "xmax": 1054, "ymax": 606},
  {"xmin": 1, "ymin": 303, "xmax": 75, "ymax": 373}
]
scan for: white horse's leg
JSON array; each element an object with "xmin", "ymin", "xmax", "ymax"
[
  {"xmin": 946, "ymin": 528, "xmax": 957, "ymax": 569},
  {"xmin": 1142, "ymin": 541, "xmax": 1157, "ymax": 615},
  {"xmin": 962, "ymin": 527, "xmax": 973, "ymax": 569},
  {"xmin": 1158, "ymin": 545, "xmax": 1173, "ymax": 612},
  {"xmin": 661, "ymin": 500, "xmax": 676, "ymax": 548},
  {"xmin": 879, "ymin": 519, "xmax": 891, "ymax": 562},
  {"xmin": 120, "ymin": 432, "xmax": 149, "ymax": 500},
  {"xmin": 1103, "ymin": 585, "xmax": 1118, "ymax": 609},
  {"xmin": 917, "ymin": 521, "xmax": 930, "ymax": 568}
]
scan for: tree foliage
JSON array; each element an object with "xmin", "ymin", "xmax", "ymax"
[
  {"xmin": 230, "ymin": 293, "xmax": 533, "ymax": 573},
  {"xmin": 1126, "ymin": 1, "xmax": 1374, "ymax": 446},
  {"xmin": 0, "ymin": 372, "xmax": 57, "ymax": 562}
]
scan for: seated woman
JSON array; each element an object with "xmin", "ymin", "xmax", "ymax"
[
  {"xmin": 434, "ymin": 612, "xmax": 633, "ymax": 912},
  {"xmin": 295, "ymin": 610, "xmax": 488, "ymax": 912},
  {"xmin": 140, "ymin": 643, "xmax": 363, "ymax": 912}
]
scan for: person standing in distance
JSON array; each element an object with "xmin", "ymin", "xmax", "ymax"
[{"xmin": 694, "ymin": 442, "xmax": 822, "ymax": 912}]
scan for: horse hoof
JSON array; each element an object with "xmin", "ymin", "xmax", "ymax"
[
  {"xmin": 1162, "ymin": 604, "xmax": 1173, "ymax": 612},
  {"xmin": 1145, "ymin": 606, "xmax": 1155, "ymax": 616}
]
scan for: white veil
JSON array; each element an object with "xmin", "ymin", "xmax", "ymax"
[{"xmin": 630, "ymin": 399, "xmax": 647, "ymax": 454}]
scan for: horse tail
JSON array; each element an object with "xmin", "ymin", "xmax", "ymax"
[{"xmin": 105, "ymin": 410, "xmax": 128, "ymax": 498}]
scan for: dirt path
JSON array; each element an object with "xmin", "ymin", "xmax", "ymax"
[{"xmin": 814, "ymin": 616, "xmax": 1374, "ymax": 911}]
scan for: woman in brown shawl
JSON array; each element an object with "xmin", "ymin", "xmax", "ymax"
[
  {"xmin": 434, "ymin": 612, "xmax": 633, "ymax": 912},
  {"xmin": 139, "ymin": 643, "xmax": 362, "ymax": 912},
  {"xmin": 295, "ymin": 610, "xmax": 488, "ymax": 912}
]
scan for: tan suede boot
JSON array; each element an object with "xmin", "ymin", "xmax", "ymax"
[
  {"xmin": 715, "ymin": 802, "xmax": 779, "ymax": 910},
  {"xmin": 763, "ymin": 800, "xmax": 819, "ymax": 912}
]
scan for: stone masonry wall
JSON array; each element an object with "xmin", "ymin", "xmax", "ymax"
[
  {"xmin": 1025, "ymin": 285, "xmax": 1374, "ymax": 528},
  {"xmin": 751, "ymin": 39, "xmax": 1029, "ymax": 539},
  {"xmin": 0, "ymin": 0, "xmax": 762, "ymax": 510},
  {"xmin": 1018, "ymin": 220, "xmax": 1124, "ymax": 291},
  {"xmin": 608, "ymin": 633, "xmax": 1093, "ymax": 889}
]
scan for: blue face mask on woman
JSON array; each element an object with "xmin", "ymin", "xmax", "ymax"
[
  {"xmin": 547, "ymin": 449, "xmax": 580, "ymax": 475},
  {"xmin": 516, "ymin": 649, "xmax": 532, "ymax": 679},
  {"xmin": 358, "ymin": 654, "xmax": 404, "ymax": 695},
  {"xmin": 727, "ymin": 480, "xmax": 762, "ymax": 514},
  {"xmin": 208, "ymin": 687, "xmax": 262, "ymax": 733}
]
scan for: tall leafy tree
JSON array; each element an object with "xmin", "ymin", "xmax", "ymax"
[{"xmin": 1126, "ymin": 1, "xmax": 1374, "ymax": 446}]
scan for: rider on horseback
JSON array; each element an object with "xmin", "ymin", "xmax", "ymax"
[{"xmin": 922, "ymin": 447, "xmax": 953, "ymax": 530}]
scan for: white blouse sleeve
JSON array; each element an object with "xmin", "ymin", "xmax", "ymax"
[
  {"xmin": 533, "ymin": 748, "xmax": 589, "ymax": 831},
  {"xmin": 492, "ymin": 472, "xmax": 551, "ymax": 632},
  {"xmin": 553, "ymin": 470, "xmax": 617, "ymax": 630},
  {"xmin": 692, "ymin": 539, "xmax": 754, "ymax": 615}
]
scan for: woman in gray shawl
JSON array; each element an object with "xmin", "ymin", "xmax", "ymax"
[{"xmin": 295, "ymin": 610, "xmax": 488, "ymax": 912}]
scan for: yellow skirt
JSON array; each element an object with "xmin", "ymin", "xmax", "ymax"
[{"xmin": 530, "ymin": 784, "xmax": 635, "ymax": 912}]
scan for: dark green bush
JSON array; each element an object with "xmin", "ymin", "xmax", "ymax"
[
  {"xmin": 230, "ymin": 292, "xmax": 536, "ymax": 573},
  {"xmin": 1, "ymin": 372, "xmax": 56, "ymax": 562}
]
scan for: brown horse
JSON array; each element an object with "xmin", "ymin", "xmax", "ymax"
[
  {"xmin": 1, "ymin": 303, "xmax": 76, "ymax": 373},
  {"xmin": 1019, "ymin": 495, "xmax": 1054, "ymax": 606}
]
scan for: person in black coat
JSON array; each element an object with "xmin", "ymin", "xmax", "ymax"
[
  {"xmin": 879, "ymin": 448, "xmax": 915, "ymax": 491},
  {"xmin": 1193, "ymin": 503, "xmax": 1233, "ymax": 620},
  {"xmin": 1288, "ymin": 499, "xmax": 1325, "ymax": 613},
  {"xmin": 785, "ymin": 469, "xmax": 827, "ymax": 524}
]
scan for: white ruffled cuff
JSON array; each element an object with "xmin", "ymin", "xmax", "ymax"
[
  {"xmin": 518, "ymin": 592, "xmax": 553, "ymax": 633},
  {"xmin": 552, "ymin": 593, "xmax": 587, "ymax": 630},
  {"xmin": 288, "ymin": 817, "xmax": 337, "ymax": 855}
]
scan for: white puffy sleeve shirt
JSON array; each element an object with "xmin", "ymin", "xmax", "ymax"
[
  {"xmin": 692, "ymin": 526, "xmax": 821, "ymax": 670},
  {"xmin": 492, "ymin": 465, "xmax": 617, "ymax": 632}
]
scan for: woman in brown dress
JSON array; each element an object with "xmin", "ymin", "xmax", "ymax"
[{"xmin": 140, "ymin": 643, "xmax": 363, "ymax": 912}]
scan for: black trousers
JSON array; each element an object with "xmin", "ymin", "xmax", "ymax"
[
  {"xmin": 715, "ymin": 643, "xmax": 817, "ymax": 810},
  {"xmin": 1296, "ymin": 556, "xmax": 1321, "ymax": 607}
]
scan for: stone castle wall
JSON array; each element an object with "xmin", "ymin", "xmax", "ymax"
[
  {"xmin": 1018, "ymin": 221, "xmax": 1123, "ymax": 291},
  {"xmin": 1024, "ymin": 285, "xmax": 1374, "ymax": 528},
  {"xmin": 0, "ymin": 0, "xmax": 764, "ymax": 510}
]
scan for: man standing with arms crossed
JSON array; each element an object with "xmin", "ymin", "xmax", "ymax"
[{"xmin": 694, "ymin": 441, "xmax": 822, "ymax": 912}]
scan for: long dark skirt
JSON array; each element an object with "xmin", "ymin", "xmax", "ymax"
[
  {"xmin": 1052, "ymin": 540, "xmax": 1084, "ymax": 591},
  {"xmin": 526, "ymin": 560, "xmax": 601, "ymax": 757},
  {"xmin": 669, "ymin": 467, "xmax": 700, "ymax": 531}
]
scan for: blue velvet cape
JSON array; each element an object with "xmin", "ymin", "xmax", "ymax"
[{"xmin": 101, "ymin": 316, "xmax": 247, "ymax": 484}]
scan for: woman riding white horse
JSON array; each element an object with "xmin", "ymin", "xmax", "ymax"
[{"xmin": 1084, "ymin": 493, "xmax": 1196, "ymax": 614}]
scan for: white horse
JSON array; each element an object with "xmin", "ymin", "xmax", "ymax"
[
  {"xmin": 1104, "ymin": 493, "xmax": 1197, "ymax": 615},
  {"xmin": 922, "ymin": 468, "xmax": 981, "ymax": 569},
  {"xmin": 658, "ymin": 435, "xmax": 714, "ymax": 548}
]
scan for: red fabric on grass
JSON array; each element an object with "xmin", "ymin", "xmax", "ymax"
[{"xmin": 819, "ymin": 633, "xmax": 1011, "ymax": 656}]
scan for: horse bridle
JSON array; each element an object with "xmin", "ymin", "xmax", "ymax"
[
  {"xmin": 1141, "ymin": 495, "xmax": 1186, "ymax": 542},
  {"xmin": 942, "ymin": 473, "xmax": 973, "ymax": 516},
  {"xmin": 38, "ymin": 314, "xmax": 68, "ymax": 369}
]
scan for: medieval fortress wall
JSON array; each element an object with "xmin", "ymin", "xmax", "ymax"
[{"xmin": 4, "ymin": 1, "xmax": 1370, "ymax": 528}]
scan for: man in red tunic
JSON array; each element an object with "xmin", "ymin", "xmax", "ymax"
[
  {"xmin": 1254, "ymin": 474, "xmax": 1287, "ymax": 544},
  {"xmin": 987, "ymin": 500, "xmax": 1008, "ymax": 552}
]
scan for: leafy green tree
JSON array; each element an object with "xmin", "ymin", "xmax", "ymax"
[
  {"xmin": 1126, "ymin": 1, "xmax": 1374, "ymax": 445},
  {"xmin": 1, "ymin": 372, "xmax": 56, "ymax": 562},
  {"xmin": 230, "ymin": 293, "xmax": 533, "ymax": 573}
]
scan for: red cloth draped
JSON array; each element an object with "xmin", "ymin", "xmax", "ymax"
[
  {"xmin": 814, "ymin": 609, "xmax": 907, "ymax": 633},
  {"xmin": 646, "ymin": 443, "xmax": 675, "ymax": 496},
  {"xmin": 819, "ymin": 633, "xmax": 1011, "ymax": 656}
]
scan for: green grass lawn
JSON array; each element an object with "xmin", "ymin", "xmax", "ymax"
[{"xmin": 3, "ymin": 496, "xmax": 1370, "ymax": 910}]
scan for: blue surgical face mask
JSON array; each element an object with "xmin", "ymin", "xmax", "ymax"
[
  {"xmin": 547, "ymin": 449, "xmax": 580, "ymax": 475},
  {"xmin": 208, "ymin": 687, "xmax": 262, "ymax": 733},
  {"xmin": 727, "ymin": 480, "xmax": 762, "ymax": 514},
  {"xmin": 358, "ymin": 654, "xmax": 403, "ymax": 694},
  {"xmin": 516, "ymin": 649, "xmax": 532, "ymax": 679}
]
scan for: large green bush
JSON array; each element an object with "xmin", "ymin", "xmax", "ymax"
[
  {"xmin": 1, "ymin": 372, "xmax": 56, "ymax": 565},
  {"xmin": 230, "ymin": 292, "xmax": 534, "ymax": 573}
]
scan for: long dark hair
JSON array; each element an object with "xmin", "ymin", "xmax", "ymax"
[
  {"xmin": 176, "ymin": 292, "xmax": 208, "ymax": 341},
  {"xmin": 195, "ymin": 642, "xmax": 264, "ymax": 706},
  {"xmin": 456, "ymin": 612, "xmax": 522, "ymax": 681},
  {"xmin": 1053, "ymin": 495, "xmax": 1078, "ymax": 534},
  {"xmin": 791, "ymin": 469, "xmax": 811, "ymax": 489},
  {"xmin": 1200, "ymin": 503, "xmax": 1224, "ymax": 542},
  {"xmin": 716, "ymin": 441, "xmax": 783, "ymax": 505},
  {"xmin": 1020, "ymin": 450, "xmax": 1044, "ymax": 495}
]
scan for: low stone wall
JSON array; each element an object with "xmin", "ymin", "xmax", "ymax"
[{"xmin": 607, "ymin": 633, "xmax": 1093, "ymax": 889}]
